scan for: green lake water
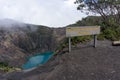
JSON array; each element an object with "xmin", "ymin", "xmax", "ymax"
[{"xmin": 22, "ymin": 52, "xmax": 54, "ymax": 69}]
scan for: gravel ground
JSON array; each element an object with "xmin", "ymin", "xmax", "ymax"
[{"xmin": 5, "ymin": 40, "xmax": 120, "ymax": 80}]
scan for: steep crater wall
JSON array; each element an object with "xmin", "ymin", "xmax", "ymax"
[{"xmin": 0, "ymin": 24, "xmax": 65, "ymax": 67}]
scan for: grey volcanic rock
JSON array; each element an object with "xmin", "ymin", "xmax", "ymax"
[
  {"xmin": 0, "ymin": 75, "xmax": 7, "ymax": 80},
  {"xmin": 0, "ymin": 28, "xmax": 27, "ymax": 66}
]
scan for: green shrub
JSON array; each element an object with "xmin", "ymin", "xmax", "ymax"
[
  {"xmin": 71, "ymin": 36, "xmax": 92, "ymax": 45},
  {"xmin": 0, "ymin": 62, "xmax": 21, "ymax": 72},
  {"xmin": 115, "ymin": 26, "xmax": 120, "ymax": 40},
  {"xmin": 0, "ymin": 62, "xmax": 8, "ymax": 67},
  {"xmin": 103, "ymin": 28, "xmax": 117, "ymax": 41},
  {"xmin": 97, "ymin": 33, "xmax": 105, "ymax": 40}
]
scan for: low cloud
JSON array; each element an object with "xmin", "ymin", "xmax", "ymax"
[{"xmin": 0, "ymin": 0, "xmax": 87, "ymax": 27}]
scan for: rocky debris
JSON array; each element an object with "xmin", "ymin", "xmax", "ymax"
[{"xmin": 0, "ymin": 75, "xmax": 7, "ymax": 80}]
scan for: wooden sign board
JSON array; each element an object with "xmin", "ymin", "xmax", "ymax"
[
  {"xmin": 66, "ymin": 26, "xmax": 100, "ymax": 52},
  {"xmin": 66, "ymin": 26, "xmax": 100, "ymax": 37}
]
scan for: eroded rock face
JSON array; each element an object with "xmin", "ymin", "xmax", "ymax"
[
  {"xmin": 0, "ymin": 23, "xmax": 65, "ymax": 67},
  {"xmin": 0, "ymin": 28, "xmax": 27, "ymax": 67}
]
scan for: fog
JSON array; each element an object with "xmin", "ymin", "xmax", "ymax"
[{"xmin": 0, "ymin": 19, "xmax": 38, "ymax": 32}]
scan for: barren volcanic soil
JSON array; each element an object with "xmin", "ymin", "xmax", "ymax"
[{"xmin": 5, "ymin": 40, "xmax": 120, "ymax": 80}]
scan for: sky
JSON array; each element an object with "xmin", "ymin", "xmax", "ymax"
[{"xmin": 0, "ymin": 0, "xmax": 87, "ymax": 27}]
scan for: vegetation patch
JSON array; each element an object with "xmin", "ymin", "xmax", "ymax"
[
  {"xmin": 0, "ymin": 62, "xmax": 21, "ymax": 72},
  {"xmin": 67, "ymin": 16, "xmax": 120, "ymax": 41}
]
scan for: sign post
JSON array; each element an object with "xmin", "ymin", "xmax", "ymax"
[
  {"xmin": 94, "ymin": 35, "xmax": 97, "ymax": 48},
  {"xmin": 66, "ymin": 26, "xmax": 100, "ymax": 52},
  {"xmin": 69, "ymin": 37, "xmax": 71, "ymax": 52}
]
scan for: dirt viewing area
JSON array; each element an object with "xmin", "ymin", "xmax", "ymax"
[{"xmin": 3, "ymin": 40, "xmax": 120, "ymax": 80}]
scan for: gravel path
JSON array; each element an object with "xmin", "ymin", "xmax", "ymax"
[{"xmin": 5, "ymin": 40, "xmax": 120, "ymax": 80}]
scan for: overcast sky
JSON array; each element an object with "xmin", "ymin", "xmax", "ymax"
[{"xmin": 0, "ymin": 0, "xmax": 87, "ymax": 27}]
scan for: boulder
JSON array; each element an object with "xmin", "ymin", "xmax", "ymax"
[{"xmin": 112, "ymin": 41, "xmax": 120, "ymax": 46}]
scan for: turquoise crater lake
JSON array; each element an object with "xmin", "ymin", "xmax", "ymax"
[{"xmin": 22, "ymin": 52, "xmax": 54, "ymax": 69}]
